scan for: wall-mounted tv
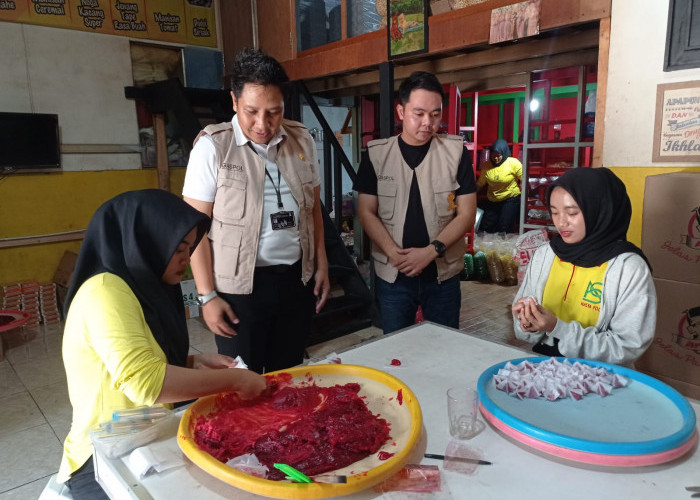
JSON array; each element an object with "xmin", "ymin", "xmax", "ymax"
[{"xmin": 0, "ymin": 112, "xmax": 61, "ymax": 172}]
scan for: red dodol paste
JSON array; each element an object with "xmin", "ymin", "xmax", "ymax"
[{"xmin": 193, "ymin": 374, "xmax": 391, "ymax": 480}]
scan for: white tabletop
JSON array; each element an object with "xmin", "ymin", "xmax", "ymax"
[{"xmin": 94, "ymin": 322, "xmax": 699, "ymax": 500}]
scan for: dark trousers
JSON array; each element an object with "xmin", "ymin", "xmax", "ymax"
[
  {"xmin": 375, "ymin": 273, "xmax": 461, "ymax": 334},
  {"xmin": 216, "ymin": 260, "xmax": 315, "ymax": 374},
  {"xmin": 480, "ymin": 195, "xmax": 521, "ymax": 233},
  {"xmin": 65, "ymin": 457, "xmax": 110, "ymax": 500}
]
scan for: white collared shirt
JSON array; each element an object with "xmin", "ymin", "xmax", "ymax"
[{"xmin": 183, "ymin": 115, "xmax": 320, "ymax": 266}]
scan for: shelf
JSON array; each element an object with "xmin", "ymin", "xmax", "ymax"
[
  {"xmin": 530, "ymin": 118, "xmax": 577, "ymax": 126},
  {"xmin": 523, "ymin": 223, "xmax": 556, "ymax": 231},
  {"xmin": 526, "ymin": 141, "xmax": 593, "ymax": 148}
]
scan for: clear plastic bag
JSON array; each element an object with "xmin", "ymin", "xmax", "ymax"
[
  {"xmin": 513, "ymin": 229, "xmax": 550, "ymax": 284},
  {"xmin": 90, "ymin": 407, "xmax": 177, "ymax": 459}
]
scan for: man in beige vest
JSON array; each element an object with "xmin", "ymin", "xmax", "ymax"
[
  {"xmin": 355, "ymin": 71, "xmax": 477, "ymax": 334},
  {"xmin": 183, "ymin": 48, "xmax": 329, "ymax": 373}
]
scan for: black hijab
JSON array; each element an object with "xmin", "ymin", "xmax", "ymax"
[
  {"xmin": 490, "ymin": 139, "xmax": 511, "ymax": 166},
  {"xmin": 64, "ymin": 190, "xmax": 211, "ymax": 367},
  {"xmin": 545, "ymin": 167, "xmax": 649, "ymax": 268}
]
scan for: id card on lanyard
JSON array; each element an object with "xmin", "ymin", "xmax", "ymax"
[{"xmin": 266, "ymin": 166, "xmax": 296, "ymax": 230}]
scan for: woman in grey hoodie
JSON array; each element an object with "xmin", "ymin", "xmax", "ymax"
[{"xmin": 512, "ymin": 167, "xmax": 656, "ymax": 366}]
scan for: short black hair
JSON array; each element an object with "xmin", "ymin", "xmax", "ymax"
[
  {"xmin": 229, "ymin": 47, "xmax": 290, "ymax": 98},
  {"xmin": 398, "ymin": 71, "xmax": 444, "ymax": 105}
]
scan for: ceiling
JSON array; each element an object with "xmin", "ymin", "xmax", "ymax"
[{"xmin": 304, "ymin": 22, "xmax": 600, "ymax": 99}]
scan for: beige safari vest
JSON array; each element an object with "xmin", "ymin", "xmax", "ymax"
[
  {"xmin": 368, "ymin": 134, "xmax": 464, "ymax": 283},
  {"xmin": 194, "ymin": 119, "xmax": 317, "ymax": 294}
]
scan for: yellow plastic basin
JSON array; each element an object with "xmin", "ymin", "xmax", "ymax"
[{"xmin": 178, "ymin": 364, "xmax": 422, "ymax": 499}]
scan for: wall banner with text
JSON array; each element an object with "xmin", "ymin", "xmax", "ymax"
[{"xmin": 0, "ymin": 0, "xmax": 217, "ymax": 47}]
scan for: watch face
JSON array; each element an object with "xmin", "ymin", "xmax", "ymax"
[{"xmin": 432, "ymin": 240, "xmax": 446, "ymax": 255}]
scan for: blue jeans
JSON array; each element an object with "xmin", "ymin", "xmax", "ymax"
[{"xmin": 375, "ymin": 273, "xmax": 461, "ymax": 334}]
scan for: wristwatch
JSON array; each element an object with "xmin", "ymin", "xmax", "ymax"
[
  {"xmin": 197, "ymin": 290, "xmax": 218, "ymax": 306},
  {"xmin": 430, "ymin": 240, "xmax": 447, "ymax": 257}
]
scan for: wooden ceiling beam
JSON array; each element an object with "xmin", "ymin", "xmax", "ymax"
[
  {"xmin": 305, "ymin": 27, "xmax": 598, "ymax": 95},
  {"xmin": 438, "ymin": 48, "xmax": 598, "ymax": 87},
  {"xmin": 309, "ymin": 48, "xmax": 597, "ymax": 100}
]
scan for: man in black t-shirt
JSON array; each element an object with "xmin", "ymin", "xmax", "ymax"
[{"xmin": 355, "ymin": 71, "xmax": 477, "ymax": 334}]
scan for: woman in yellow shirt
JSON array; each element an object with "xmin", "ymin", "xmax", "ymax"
[
  {"xmin": 476, "ymin": 138, "xmax": 523, "ymax": 233},
  {"xmin": 59, "ymin": 190, "xmax": 267, "ymax": 499}
]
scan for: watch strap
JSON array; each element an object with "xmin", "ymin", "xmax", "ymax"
[{"xmin": 197, "ymin": 290, "xmax": 218, "ymax": 306}]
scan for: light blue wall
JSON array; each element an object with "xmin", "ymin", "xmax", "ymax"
[{"xmin": 302, "ymin": 104, "xmax": 356, "ymax": 207}]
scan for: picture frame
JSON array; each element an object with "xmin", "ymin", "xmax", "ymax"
[
  {"xmin": 652, "ymin": 80, "xmax": 700, "ymax": 163},
  {"xmin": 388, "ymin": 0, "xmax": 428, "ymax": 60},
  {"xmin": 489, "ymin": 0, "xmax": 541, "ymax": 44}
]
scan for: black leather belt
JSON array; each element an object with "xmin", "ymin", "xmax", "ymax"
[{"xmin": 256, "ymin": 260, "xmax": 301, "ymax": 274}]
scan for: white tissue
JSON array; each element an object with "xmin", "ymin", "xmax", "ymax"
[
  {"xmin": 126, "ymin": 446, "xmax": 185, "ymax": 479},
  {"xmin": 226, "ymin": 453, "xmax": 269, "ymax": 478},
  {"xmin": 233, "ymin": 355, "xmax": 248, "ymax": 370}
]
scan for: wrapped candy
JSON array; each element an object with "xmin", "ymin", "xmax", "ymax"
[{"xmin": 493, "ymin": 358, "xmax": 628, "ymax": 402}]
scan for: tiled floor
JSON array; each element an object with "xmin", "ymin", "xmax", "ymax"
[{"xmin": 0, "ymin": 280, "xmax": 519, "ymax": 499}]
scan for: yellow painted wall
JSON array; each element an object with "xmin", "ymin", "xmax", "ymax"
[
  {"xmin": 0, "ymin": 168, "xmax": 186, "ymax": 285},
  {"xmin": 609, "ymin": 166, "xmax": 700, "ymax": 247}
]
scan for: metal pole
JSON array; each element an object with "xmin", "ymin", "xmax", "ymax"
[
  {"xmin": 334, "ymin": 149, "xmax": 343, "ymax": 234},
  {"xmin": 379, "ymin": 62, "xmax": 394, "ymax": 138},
  {"xmin": 323, "ymin": 136, "xmax": 332, "ymax": 209},
  {"xmin": 251, "ymin": 0, "xmax": 259, "ymax": 49}
]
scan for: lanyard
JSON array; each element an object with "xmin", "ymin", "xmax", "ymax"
[
  {"xmin": 265, "ymin": 167, "xmax": 284, "ymax": 209},
  {"xmin": 246, "ymin": 142, "xmax": 284, "ymax": 209}
]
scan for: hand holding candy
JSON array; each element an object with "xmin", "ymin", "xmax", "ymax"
[{"xmin": 514, "ymin": 297, "xmax": 556, "ymax": 333}]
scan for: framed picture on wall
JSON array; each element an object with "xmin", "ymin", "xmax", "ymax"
[
  {"xmin": 388, "ymin": 0, "xmax": 428, "ymax": 60},
  {"xmin": 652, "ymin": 80, "xmax": 700, "ymax": 163},
  {"xmin": 489, "ymin": 0, "xmax": 541, "ymax": 44}
]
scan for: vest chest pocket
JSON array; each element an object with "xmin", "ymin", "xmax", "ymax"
[
  {"xmin": 377, "ymin": 182, "xmax": 398, "ymax": 220},
  {"xmin": 216, "ymin": 176, "xmax": 247, "ymax": 221},
  {"xmin": 433, "ymin": 180, "xmax": 459, "ymax": 217}
]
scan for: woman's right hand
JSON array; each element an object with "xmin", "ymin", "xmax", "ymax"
[
  {"xmin": 232, "ymin": 370, "xmax": 268, "ymax": 399},
  {"xmin": 202, "ymin": 296, "xmax": 238, "ymax": 338}
]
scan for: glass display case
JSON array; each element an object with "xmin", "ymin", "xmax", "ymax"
[{"xmin": 521, "ymin": 64, "xmax": 597, "ymax": 230}]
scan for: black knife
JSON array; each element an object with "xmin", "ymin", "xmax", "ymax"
[{"xmin": 424, "ymin": 453, "xmax": 492, "ymax": 465}]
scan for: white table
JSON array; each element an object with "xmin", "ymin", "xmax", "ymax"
[{"xmin": 94, "ymin": 322, "xmax": 699, "ymax": 500}]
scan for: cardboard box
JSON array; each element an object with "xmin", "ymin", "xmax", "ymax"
[
  {"xmin": 179, "ymin": 279, "xmax": 200, "ymax": 319},
  {"xmin": 53, "ymin": 251, "xmax": 79, "ymax": 288},
  {"xmin": 635, "ymin": 278, "xmax": 700, "ymax": 400},
  {"xmin": 641, "ymin": 172, "xmax": 700, "ymax": 284}
]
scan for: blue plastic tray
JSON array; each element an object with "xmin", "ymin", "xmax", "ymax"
[{"xmin": 477, "ymin": 357, "xmax": 697, "ymax": 461}]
